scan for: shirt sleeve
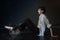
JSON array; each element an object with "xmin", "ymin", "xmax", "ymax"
[
  {"xmin": 44, "ymin": 15, "xmax": 49, "ymax": 25},
  {"xmin": 44, "ymin": 15, "xmax": 51, "ymax": 28}
]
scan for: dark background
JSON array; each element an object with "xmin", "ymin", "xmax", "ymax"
[
  {"xmin": 0, "ymin": 0, "xmax": 60, "ymax": 27},
  {"xmin": 0, "ymin": 0, "xmax": 39, "ymax": 26}
]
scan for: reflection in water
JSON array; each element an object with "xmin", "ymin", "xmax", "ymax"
[
  {"xmin": 39, "ymin": 36, "xmax": 45, "ymax": 40},
  {"xmin": 38, "ymin": 36, "xmax": 59, "ymax": 40}
]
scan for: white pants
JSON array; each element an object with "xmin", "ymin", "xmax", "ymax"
[{"xmin": 38, "ymin": 25, "xmax": 45, "ymax": 36}]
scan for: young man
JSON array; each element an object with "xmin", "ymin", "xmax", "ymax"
[{"xmin": 37, "ymin": 7, "xmax": 51, "ymax": 36}]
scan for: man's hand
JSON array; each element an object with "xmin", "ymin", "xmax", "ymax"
[
  {"xmin": 37, "ymin": 25, "xmax": 40, "ymax": 28},
  {"xmin": 47, "ymin": 24, "xmax": 52, "ymax": 28}
]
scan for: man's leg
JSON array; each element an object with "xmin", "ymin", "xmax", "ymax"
[
  {"xmin": 39, "ymin": 26, "xmax": 45, "ymax": 36},
  {"xmin": 50, "ymin": 28, "xmax": 58, "ymax": 37}
]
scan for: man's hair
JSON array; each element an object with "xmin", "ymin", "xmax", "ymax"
[{"xmin": 38, "ymin": 7, "xmax": 45, "ymax": 13}]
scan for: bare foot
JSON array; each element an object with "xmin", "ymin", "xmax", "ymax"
[{"xmin": 51, "ymin": 35, "xmax": 58, "ymax": 37}]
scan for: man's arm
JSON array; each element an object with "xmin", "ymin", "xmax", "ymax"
[
  {"xmin": 37, "ymin": 20, "xmax": 40, "ymax": 28},
  {"xmin": 44, "ymin": 15, "xmax": 51, "ymax": 28},
  {"xmin": 4, "ymin": 26, "xmax": 13, "ymax": 30}
]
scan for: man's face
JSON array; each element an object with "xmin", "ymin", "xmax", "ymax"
[{"xmin": 37, "ymin": 8, "xmax": 43, "ymax": 14}]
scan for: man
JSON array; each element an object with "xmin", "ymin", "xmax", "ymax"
[
  {"xmin": 37, "ymin": 7, "xmax": 51, "ymax": 36},
  {"xmin": 4, "ymin": 25, "xmax": 20, "ymax": 40}
]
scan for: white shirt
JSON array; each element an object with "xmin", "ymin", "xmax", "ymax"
[{"xmin": 37, "ymin": 14, "xmax": 51, "ymax": 28}]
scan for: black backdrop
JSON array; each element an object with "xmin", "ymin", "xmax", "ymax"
[
  {"xmin": 0, "ymin": 0, "xmax": 38, "ymax": 26},
  {"xmin": 0, "ymin": 0, "xmax": 60, "ymax": 27}
]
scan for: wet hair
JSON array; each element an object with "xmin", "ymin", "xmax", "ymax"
[{"xmin": 38, "ymin": 7, "xmax": 45, "ymax": 13}]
